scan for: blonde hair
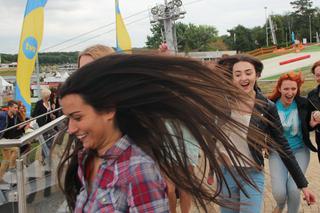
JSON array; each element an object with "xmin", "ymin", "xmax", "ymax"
[
  {"xmin": 41, "ymin": 87, "xmax": 51, "ymax": 99},
  {"xmin": 78, "ymin": 44, "xmax": 115, "ymax": 67}
]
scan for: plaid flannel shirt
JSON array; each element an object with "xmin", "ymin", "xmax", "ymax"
[{"xmin": 74, "ymin": 135, "xmax": 169, "ymax": 213}]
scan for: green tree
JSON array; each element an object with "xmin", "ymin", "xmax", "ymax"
[
  {"xmin": 290, "ymin": 0, "xmax": 316, "ymax": 42},
  {"xmin": 145, "ymin": 23, "xmax": 164, "ymax": 49},
  {"xmin": 223, "ymin": 25, "xmax": 256, "ymax": 52},
  {"xmin": 290, "ymin": 0, "xmax": 316, "ymax": 15},
  {"xmin": 146, "ymin": 22, "xmax": 219, "ymax": 52}
]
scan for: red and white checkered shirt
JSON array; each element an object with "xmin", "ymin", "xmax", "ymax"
[{"xmin": 74, "ymin": 135, "xmax": 169, "ymax": 213}]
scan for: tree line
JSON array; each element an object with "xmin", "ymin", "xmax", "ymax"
[
  {"xmin": 146, "ymin": 0, "xmax": 320, "ymax": 52},
  {"xmin": 0, "ymin": 52, "xmax": 78, "ymax": 65}
]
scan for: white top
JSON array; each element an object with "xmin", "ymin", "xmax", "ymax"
[{"xmin": 218, "ymin": 110, "xmax": 254, "ymax": 167}]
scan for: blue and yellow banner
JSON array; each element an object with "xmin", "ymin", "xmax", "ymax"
[
  {"xmin": 16, "ymin": 0, "xmax": 47, "ymax": 116},
  {"xmin": 115, "ymin": 0, "xmax": 132, "ymax": 53}
]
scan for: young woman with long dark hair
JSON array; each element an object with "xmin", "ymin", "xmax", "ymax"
[{"xmin": 57, "ymin": 53, "xmax": 277, "ymax": 212}]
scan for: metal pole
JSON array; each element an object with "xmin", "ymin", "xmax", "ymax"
[
  {"xmin": 36, "ymin": 55, "xmax": 41, "ymax": 99},
  {"xmin": 163, "ymin": 0, "xmax": 176, "ymax": 53},
  {"xmin": 17, "ymin": 158, "xmax": 26, "ymax": 213},
  {"xmin": 264, "ymin": 7, "xmax": 269, "ymax": 46},
  {"xmin": 269, "ymin": 15, "xmax": 277, "ymax": 45},
  {"xmin": 309, "ymin": 15, "xmax": 312, "ymax": 43}
]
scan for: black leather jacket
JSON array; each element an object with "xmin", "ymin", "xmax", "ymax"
[
  {"xmin": 307, "ymin": 85, "xmax": 320, "ymax": 161},
  {"xmin": 247, "ymin": 92, "xmax": 308, "ymax": 188}
]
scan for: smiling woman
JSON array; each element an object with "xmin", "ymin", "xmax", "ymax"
[
  {"xmin": 268, "ymin": 71, "xmax": 319, "ymax": 213},
  {"xmin": 56, "ymin": 53, "xmax": 274, "ymax": 213}
]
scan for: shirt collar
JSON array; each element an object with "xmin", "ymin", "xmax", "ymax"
[
  {"xmin": 102, "ymin": 134, "xmax": 132, "ymax": 158},
  {"xmin": 78, "ymin": 134, "xmax": 132, "ymax": 164}
]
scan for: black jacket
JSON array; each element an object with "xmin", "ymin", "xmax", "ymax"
[
  {"xmin": 307, "ymin": 85, "xmax": 320, "ymax": 161},
  {"xmin": 247, "ymin": 92, "xmax": 308, "ymax": 188},
  {"xmin": 32, "ymin": 100, "xmax": 52, "ymax": 127}
]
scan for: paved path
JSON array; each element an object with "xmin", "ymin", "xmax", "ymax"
[
  {"xmin": 263, "ymin": 146, "xmax": 320, "ymax": 213},
  {"xmin": 184, "ymin": 133, "xmax": 320, "ymax": 213}
]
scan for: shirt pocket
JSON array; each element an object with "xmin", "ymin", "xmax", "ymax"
[{"xmin": 96, "ymin": 187, "xmax": 127, "ymax": 212}]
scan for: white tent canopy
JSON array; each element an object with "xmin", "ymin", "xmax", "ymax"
[
  {"xmin": 0, "ymin": 76, "xmax": 13, "ymax": 106},
  {"xmin": 0, "ymin": 76, "xmax": 13, "ymax": 88}
]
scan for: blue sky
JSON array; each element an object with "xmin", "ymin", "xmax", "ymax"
[{"xmin": 0, "ymin": 0, "xmax": 318, "ymax": 53}]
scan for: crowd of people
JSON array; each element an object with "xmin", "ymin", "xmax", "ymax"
[
  {"xmin": 54, "ymin": 44, "xmax": 320, "ymax": 213},
  {"xmin": 1, "ymin": 44, "xmax": 320, "ymax": 213},
  {"xmin": 0, "ymin": 86, "xmax": 61, "ymax": 187}
]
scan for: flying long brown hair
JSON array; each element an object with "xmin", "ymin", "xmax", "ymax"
[{"xmin": 57, "ymin": 53, "xmax": 269, "ymax": 212}]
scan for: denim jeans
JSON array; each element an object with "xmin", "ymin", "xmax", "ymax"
[
  {"xmin": 269, "ymin": 146, "xmax": 310, "ymax": 213},
  {"xmin": 220, "ymin": 167, "xmax": 265, "ymax": 213}
]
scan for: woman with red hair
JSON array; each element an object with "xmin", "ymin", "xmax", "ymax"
[{"xmin": 269, "ymin": 71, "xmax": 318, "ymax": 213}]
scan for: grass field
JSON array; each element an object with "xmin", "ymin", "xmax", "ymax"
[
  {"xmin": 0, "ymin": 68, "xmax": 16, "ymax": 76},
  {"xmin": 259, "ymin": 64, "xmax": 317, "ymax": 96},
  {"xmin": 259, "ymin": 78, "xmax": 317, "ymax": 97},
  {"xmin": 301, "ymin": 44, "xmax": 320, "ymax": 52}
]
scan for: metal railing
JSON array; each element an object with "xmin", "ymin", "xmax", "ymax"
[
  {"xmin": 0, "ymin": 110, "xmax": 68, "ymax": 213},
  {"xmin": 0, "ymin": 107, "xmax": 63, "ymax": 136}
]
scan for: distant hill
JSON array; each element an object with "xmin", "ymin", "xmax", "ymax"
[
  {"xmin": 0, "ymin": 47, "xmax": 153, "ymax": 65},
  {"xmin": 0, "ymin": 52, "xmax": 79, "ymax": 65}
]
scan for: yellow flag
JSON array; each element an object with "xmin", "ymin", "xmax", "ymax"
[
  {"xmin": 115, "ymin": 0, "xmax": 132, "ymax": 53},
  {"xmin": 16, "ymin": 0, "xmax": 47, "ymax": 116}
]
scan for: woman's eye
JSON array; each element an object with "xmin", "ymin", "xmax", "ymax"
[{"xmin": 73, "ymin": 117, "xmax": 81, "ymax": 121}]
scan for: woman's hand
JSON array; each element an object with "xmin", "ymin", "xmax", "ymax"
[
  {"xmin": 50, "ymin": 113, "xmax": 56, "ymax": 120},
  {"xmin": 313, "ymin": 111, "xmax": 320, "ymax": 122},
  {"xmin": 302, "ymin": 187, "xmax": 316, "ymax": 205},
  {"xmin": 310, "ymin": 111, "xmax": 320, "ymax": 127}
]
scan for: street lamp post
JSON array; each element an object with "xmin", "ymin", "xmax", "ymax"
[
  {"xmin": 150, "ymin": 0, "xmax": 186, "ymax": 53},
  {"xmin": 309, "ymin": 15, "xmax": 312, "ymax": 43},
  {"xmin": 264, "ymin": 6, "xmax": 269, "ymax": 46}
]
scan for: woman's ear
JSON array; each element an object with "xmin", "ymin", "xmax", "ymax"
[{"xmin": 103, "ymin": 110, "xmax": 116, "ymax": 122}]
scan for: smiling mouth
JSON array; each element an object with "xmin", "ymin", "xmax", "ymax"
[
  {"xmin": 240, "ymin": 83, "xmax": 250, "ymax": 88},
  {"xmin": 76, "ymin": 134, "xmax": 87, "ymax": 140}
]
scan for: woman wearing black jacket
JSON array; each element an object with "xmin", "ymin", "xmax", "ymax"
[
  {"xmin": 32, "ymin": 87, "xmax": 55, "ymax": 127},
  {"xmin": 268, "ymin": 72, "xmax": 317, "ymax": 213},
  {"xmin": 216, "ymin": 55, "xmax": 315, "ymax": 213},
  {"xmin": 307, "ymin": 59, "xmax": 320, "ymax": 161}
]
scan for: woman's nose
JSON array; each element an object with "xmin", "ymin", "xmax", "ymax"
[{"xmin": 67, "ymin": 119, "xmax": 77, "ymax": 134}]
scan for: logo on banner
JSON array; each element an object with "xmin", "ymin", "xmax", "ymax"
[{"xmin": 23, "ymin": 36, "xmax": 38, "ymax": 59}]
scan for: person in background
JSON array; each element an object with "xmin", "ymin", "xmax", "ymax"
[
  {"xmin": 78, "ymin": 44, "xmax": 115, "ymax": 68},
  {"xmin": 216, "ymin": 54, "xmax": 316, "ymax": 213},
  {"xmin": 307, "ymin": 60, "xmax": 320, "ymax": 161},
  {"xmin": 56, "ymin": 53, "xmax": 271, "ymax": 212},
  {"xmin": 158, "ymin": 42, "xmax": 200, "ymax": 213},
  {"xmin": 32, "ymin": 87, "xmax": 55, "ymax": 127},
  {"xmin": 31, "ymin": 87, "xmax": 56, "ymax": 198},
  {"xmin": 17, "ymin": 101, "xmax": 27, "ymax": 122},
  {"xmin": 16, "ymin": 101, "xmax": 31, "ymax": 154},
  {"xmin": 0, "ymin": 100, "xmax": 24, "ymax": 183},
  {"xmin": 269, "ymin": 71, "xmax": 319, "ymax": 213},
  {"xmin": 165, "ymin": 123, "xmax": 200, "ymax": 213},
  {"xmin": 50, "ymin": 87, "xmax": 62, "ymax": 119}
]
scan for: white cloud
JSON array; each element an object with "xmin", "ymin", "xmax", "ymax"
[{"xmin": 0, "ymin": 0, "xmax": 318, "ymax": 53}]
